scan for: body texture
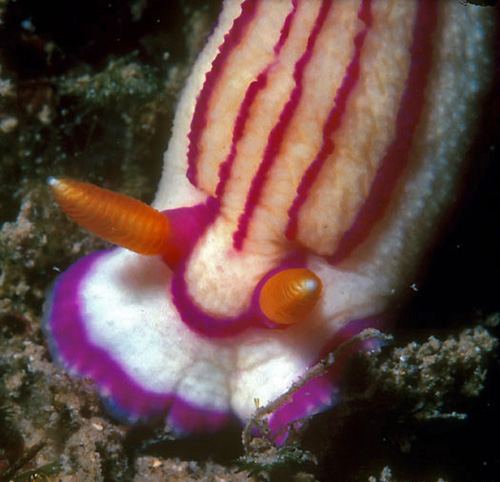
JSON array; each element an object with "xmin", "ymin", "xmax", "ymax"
[{"xmin": 44, "ymin": 0, "xmax": 496, "ymax": 436}]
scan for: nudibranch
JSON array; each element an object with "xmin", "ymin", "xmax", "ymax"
[{"xmin": 44, "ymin": 0, "xmax": 496, "ymax": 438}]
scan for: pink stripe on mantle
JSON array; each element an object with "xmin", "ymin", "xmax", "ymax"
[
  {"xmin": 233, "ymin": 0, "xmax": 335, "ymax": 251},
  {"xmin": 186, "ymin": 0, "xmax": 259, "ymax": 187},
  {"xmin": 285, "ymin": 0, "xmax": 372, "ymax": 240},
  {"xmin": 215, "ymin": 0, "xmax": 299, "ymax": 199},
  {"xmin": 329, "ymin": 0, "xmax": 439, "ymax": 264}
]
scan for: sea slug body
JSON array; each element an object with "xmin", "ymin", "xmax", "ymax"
[{"xmin": 44, "ymin": 0, "xmax": 496, "ymax": 438}]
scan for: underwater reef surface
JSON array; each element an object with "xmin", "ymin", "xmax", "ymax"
[{"xmin": 1, "ymin": 1, "xmax": 499, "ymax": 481}]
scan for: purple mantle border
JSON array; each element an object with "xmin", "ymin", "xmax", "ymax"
[
  {"xmin": 43, "ymin": 249, "xmax": 386, "ymax": 439},
  {"xmin": 43, "ymin": 250, "xmax": 232, "ymax": 434}
]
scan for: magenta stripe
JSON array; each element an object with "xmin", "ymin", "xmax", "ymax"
[
  {"xmin": 285, "ymin": 0, "xmax": 372, "ymax": 240},
  {"xmin": 328, "ymin": 0, "xmax": 438, "ymax": 264},
  {"xmin": 216, "ymin": 0, "xmax": 299, "ymax": 199},
  {"xmin": 277, "ymin": 0, "xmax": 297, "ymax": 50},
  {"xmin": 233, "ymin": 0, "xmax": 334, "ymax": 250},
  {"xmin": 46, "ymin": 250, "xmax": 232, "ymax": 432},
  {"xmin": 186, "ymin": 0, "xmax": 259, "ymax": 187}
]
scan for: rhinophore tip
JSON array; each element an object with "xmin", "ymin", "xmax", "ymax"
[
  {"xmin": 48, "ymin": 177, "xmax": 171, "ymax": 256},
  {"xmin": 259, "ymin": 268, "xmax": 323, "ymax": 325}
]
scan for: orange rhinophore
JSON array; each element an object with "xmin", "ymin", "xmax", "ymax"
[
  {"xmin": 259, "ymin": 268, "xmax": 323, "ymax": 325},
  {"xmin": 48, "ymin": 177, "xmax": 171, "ymax": 256},
  {"xmin": 42, "ymin": 0, "xmax": 496, "ymax": 442}
]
